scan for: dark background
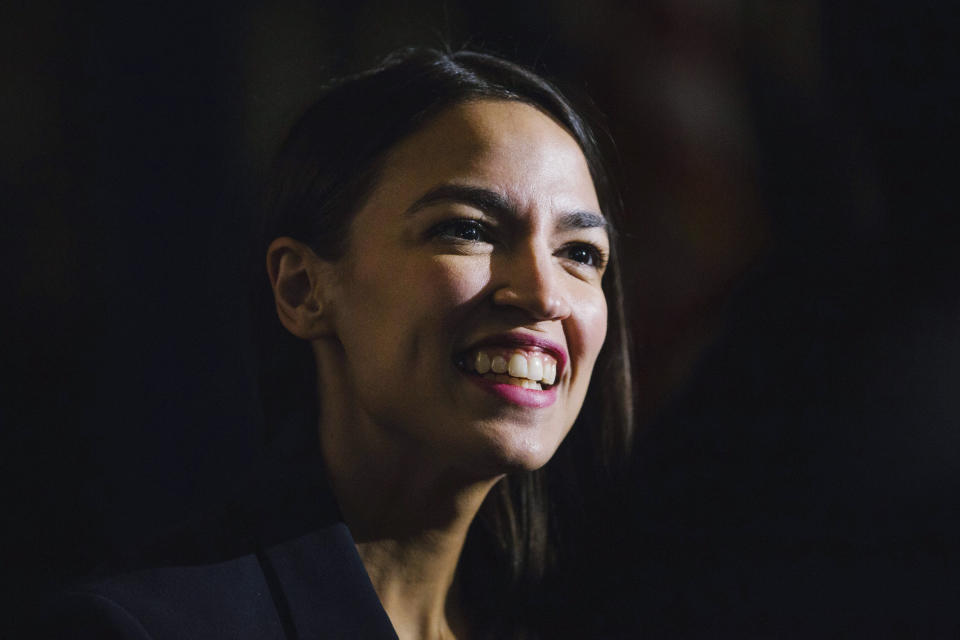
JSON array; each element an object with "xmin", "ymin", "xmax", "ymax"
[{"xmin": 4, "ymin": 1, "xmax": 958, "ymax": 636}]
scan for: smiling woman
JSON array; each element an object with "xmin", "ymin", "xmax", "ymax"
[
  {"xmin": 280, "ymin": 99, "xmax": 610, "ymax": 474},
  {"xmin": 39, "ymin": 48, "xmax": 634, "ymax": 640}
]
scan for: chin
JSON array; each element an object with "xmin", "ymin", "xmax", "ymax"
[{"xmin": 467, "ymin": 425, "xmax": 565, "ymax": 475}]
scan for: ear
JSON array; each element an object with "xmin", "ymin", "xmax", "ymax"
[{"xmin": 266, "ymin": 237, "xmax": 336, "ymax": 340}]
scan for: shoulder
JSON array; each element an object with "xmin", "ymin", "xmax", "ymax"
[
  {"xmin": 36, "ymin": 545, "xmax": 285, "ymax": 639},
  {"xmin": 35, "ymin": 590, "xmax": 152, "ymax": 639},
  {"xmin": 29, "ymin": 450, "xmax": 396, "ymax": 639},
  {"xmin": 29, "ymin": 483, "xmax": 285, "ymax": 638}
]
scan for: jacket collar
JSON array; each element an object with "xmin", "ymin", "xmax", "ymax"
[
  {"xmin": 259, "ymin": 523, "xmax": 397, "ymax": 639},
  {"xmin": 239, "ymin": 445, "xmax": 397, "ymax": 639}
]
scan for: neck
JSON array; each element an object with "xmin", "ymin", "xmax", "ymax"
[{"xmin": 315, "ymin": 350, "xmax": 499, "ymax": 640}]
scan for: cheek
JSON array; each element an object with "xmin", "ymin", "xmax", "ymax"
[
  {"xmin": 420, "ymin": 255, "xmax": 491, "ymax": 312},
  {"xmin": 343, "ymin": 255, "xmax": 488, "ymax": 349},
  {"xmin": 571, "ymin": 291, "xmax": 608, "ymax": 376}
]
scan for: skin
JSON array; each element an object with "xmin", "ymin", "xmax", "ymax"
[{"xmin": 267, "ymin": 100, "xmax": 609, "ymax": 640}]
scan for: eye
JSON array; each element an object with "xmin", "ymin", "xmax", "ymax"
[
  {"xmin": 430, "ymin": 218, "xmax": 491, "ymax": 243},
  {"xmin": 559, "ymin": 243, "xmax": 607, "ymax": 269}
]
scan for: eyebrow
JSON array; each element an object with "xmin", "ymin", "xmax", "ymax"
[{"xmin": 405, "ymin": 184, "xmax": 608, "ymax": 232}]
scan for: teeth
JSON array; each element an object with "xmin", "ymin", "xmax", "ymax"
[
  {"xmin": 543, "ymin": 360, "xmax": 557, "ymax": 385},
  {"xmin": 475, "ymin": 351, "xmax": 491, "ymax": 374},
  {"xmin": 483, "ymin": 373, "xmax": 543, "ymax": 391},
  {"xmin": 527, "ymin": 355, "xmax": 543, "ymax": 382},
  {"xmin": 469, "ymin": 349, "xmax": 558, "ymax": 387},
  {"xmin": 507, "ymin": 353, "xmax": 528, "ymax": 379}
]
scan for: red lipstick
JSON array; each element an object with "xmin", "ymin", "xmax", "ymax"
[
  {"xmin": 466, "ymin": 375, "xmax": 558, "ymax": 408},
  {"xmin": 458, "ymin": 332, "xmax": 567, "ymax": 408},
  {"xmin": 466, "ymin": 332, "xmax": 567, "ymax": 378}
]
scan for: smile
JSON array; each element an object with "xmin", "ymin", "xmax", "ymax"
[
  {"xmin": 454, "ymin": 334, "xmax": 567, "ymax": 408},
  {"xmin": 466, "ymin": 349, "xmax": 558, "ymax": 390}
]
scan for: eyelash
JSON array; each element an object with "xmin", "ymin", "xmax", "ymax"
[
  {"xmin": 429, "ymin": 218, "xmax": 607, "ymax": 270},
  {"xmin": 431, "ymin": 218, "xmax": 491, "ymax": 243},
  {"xmin": 559, "ymin": 243, "xmax": 608, "ymax": 269}
]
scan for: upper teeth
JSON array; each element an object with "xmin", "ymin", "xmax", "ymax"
[{"xmin": 473, "ymin": 350, "xmax": 557, "ymax": 385}]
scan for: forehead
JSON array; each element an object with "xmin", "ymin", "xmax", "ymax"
[{"xmin": 365, "ymin": 99, "xmax": 601, "ymax": 216}]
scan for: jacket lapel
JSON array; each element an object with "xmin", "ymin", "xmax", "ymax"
[
  {"xmin": 259, "ymin": 524, "xmax": 398, "ymax": 639},
  {"xmin": 238, "ymin": 448, "xmax": 397, "ymax": 639}
]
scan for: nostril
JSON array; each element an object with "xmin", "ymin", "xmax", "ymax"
[{"xmin": 491, "ymin": 288, "xmax": 570, "ymax": 321}]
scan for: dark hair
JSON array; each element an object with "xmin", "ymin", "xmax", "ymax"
[{"xmin": 257, "ymin": 47, "xmax": 633, "ymax": 636}]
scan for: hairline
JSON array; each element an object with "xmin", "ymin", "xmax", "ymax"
[{"xmin": 323, "ymin": 94, "xmax": 613, "ymax": 258}]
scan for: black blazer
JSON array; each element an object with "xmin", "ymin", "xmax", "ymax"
[{"xmin": 33, "ymin": 449, "xmax": 399, "ymax": 639}]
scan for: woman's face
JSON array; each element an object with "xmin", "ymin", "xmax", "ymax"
[{"xmin": 323, "ymin": 99, "xmax": 609, "ymax": 475}]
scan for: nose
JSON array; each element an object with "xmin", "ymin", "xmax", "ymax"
[{"xmin": 492, "ymin": 241, "xmax": 572, "ymax": 321}]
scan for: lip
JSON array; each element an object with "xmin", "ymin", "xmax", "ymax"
[
  {"xmin": 464, "ymin": 374, "xmax": 558, "ymax": 408},
  {"xmin": 455, "ymin": 332, "xmax": 567, "ymax": 409},
  {"xmin": 463, "ymin": 332, "xmax": 568, "ymax": 379}
]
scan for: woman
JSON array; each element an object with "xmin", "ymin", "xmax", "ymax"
[{"xmin": 40, "ymin": 47, "xmax": 633, "ymax": 639}]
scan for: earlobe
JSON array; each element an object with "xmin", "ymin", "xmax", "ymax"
[{"xmin": 266, "ymin": 237, "xmax": 334, "ymax": 339}]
